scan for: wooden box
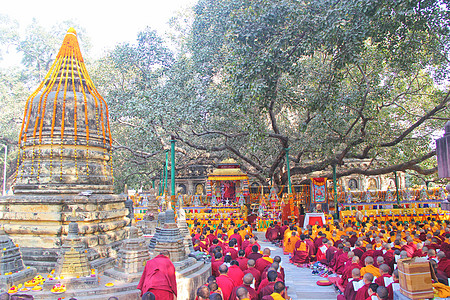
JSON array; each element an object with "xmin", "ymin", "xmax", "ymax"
[{"xmin": 397, "ymin": 258, "xmax": 434, "ymax": 299}]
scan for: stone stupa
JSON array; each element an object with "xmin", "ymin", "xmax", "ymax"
[
  {"xmin": 148, "ymin": 208, "xmax": 211, "ymax": 300},
  {"xmin": 1, "ymin": 28, "xmax": 129, "ymax": 271}
]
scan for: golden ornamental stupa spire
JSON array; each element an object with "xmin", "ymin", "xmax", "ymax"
[{"xmin": 14, "ymin": 28, "xmax": 114, "ymax": 194}]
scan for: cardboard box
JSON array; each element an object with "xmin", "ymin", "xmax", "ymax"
[{"xmin": 397, "ymin": 258, "xmax": 434, "ymax": 299}]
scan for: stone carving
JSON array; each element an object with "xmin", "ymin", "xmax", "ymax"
[
  {"xmin": 0, "ymin": 28, "xmax": 129, "ymax": 271},
  {"xmin": 177, "ymin": 208, "xmax": 194, "ymax": 255},
  {"xmin": 148, "ymin": 209, "xmax": 186, "ymax": 262}
]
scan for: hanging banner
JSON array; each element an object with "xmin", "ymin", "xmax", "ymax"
[
  {"xmin": 206, "ymin": 180, "xmax": 212, "ymax": 197},
  {"xmin": 242, "ymin": 179, "xmax": 250, "ymax": 196},
  {"xmin": 311, "ymin": 177, "xmax": 327, "ymax": 203}
]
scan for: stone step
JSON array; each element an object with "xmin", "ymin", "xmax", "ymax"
[{"xmin": 177, "ymin": 260, "xmax": 209, "ymax": 278}]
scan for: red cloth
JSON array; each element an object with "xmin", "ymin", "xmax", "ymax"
[
  {"xmin": 230, "ymin": 284, "xmax": 257, "ymax": 300},
  {"xmin": 292, "ymin": 240, "xmax": 310, "ymax": 264},
  {"xmin": 355, "ymin": 283, "xmax": 369, "ymax": 300},
  {"xmin": 228, "ymin": 265, "xmax": 244, "ymax": 286},
  {"xmin": 309, "ymin": 216, "xmax": 323, "ymax": 226},
  {"xmin": 255, "ymin": 256, "xmax": 273, "ymax": 274},
  {"xmin": 438, "ymin": 257, "xmax": 450, "ymax": 278},
  {"xmin": 230, "ymin": 233, "xmax": 243, "ymax": 248},
  {"xmin": 212, "ymin": 259, "xmax": 224, "ymax": 277},
  {"xmin": 237, "ymin": 257, "xmax": 249, "ymax": 271},
  {"xmin": 387, "ymin": 280, "xmax": 399, "ymax": 300},
  {"xmin": 216, "ymin": 274, "xmax": 235, "ymax": 300},
  {"xmin": 244, "ymin": 267, "xmax": 261, "ymax": 289},
  {"xmin": 137, "ymin": 255, "xmax": 177, "ymax": 297},
  {"xmin": 148, "ymin": 288, "xmax": 174, "ymax": 300},
  {"xmin": 375, "ymin": 274, "xmax": 391, "ymax": 287}
]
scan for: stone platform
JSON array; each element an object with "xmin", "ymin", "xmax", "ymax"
[
  {"xmin": 0, "ymin": 194, "xmax": 129, "ymax": 272},
  {"xmin": 255, "ymin": 232, "xmax": 338, "ymax": 300},
  {"xmin": 24, "ymin": 259, "xmax": 210, "ymax": 300}
]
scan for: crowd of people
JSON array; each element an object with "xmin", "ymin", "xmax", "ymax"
[
  {"xmin": 137, "ymin": 216, "xmax": 450, "ymax": 300},
  {"xmin": 267, "ymin": 217, "xmax": 450, "ymax": 300},
  {"xmin": 192, "ymin": 221, "xmax": 291, "ymax": 300}
]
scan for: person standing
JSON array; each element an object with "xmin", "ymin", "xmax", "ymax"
[{"xmin": 137, "ymin": 250, "xmax": 177, "ymax": 299}]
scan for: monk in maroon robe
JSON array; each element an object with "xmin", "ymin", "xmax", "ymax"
[
  {"xmin": 216, "ymin": 265, "xmax": 235, "ymax": 300},
  {"xmin": 292, "ymin": 234, "xmax": 310, "ymax": 264},
  {"xmin": 341, "ymin": 256, "xmax": 361, "ymax": 288},
  {"xmin": 334, "ymin": 247, "xmax": 351, "ymax": 275},
  {"xmin": 437, "ymin": 251, "xmax": 450, "ymax": 278},
  {"xmin": 355, "ymin": 273, "xmax": 373, "ymax": 300},
  {"xmin": 137, "ymin": 251, "xmax": 177, "ymax": 299}
]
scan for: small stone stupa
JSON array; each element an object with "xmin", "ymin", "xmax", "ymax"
[
  {"xmin": 1, "ymin": 28, "xmax": 129, "ymax": 271},
  {"xmin": 104, "ymin": 226, "xmax": 150, "ymax": 282},
  {"xmin": 148, "ymin": 209, "xmax": 186, "ymax": 262},
  {"xmin": 136, "ymin": 188, "xmax": 159, "ymax": 235},
  {"xmin": 177, "ymin": 207, "xmax": 194, "ymax": 255},
  {"xmin": 148, "ymin": 208, "xmax": 211, "ymax": 300},
  {"xmin": 54, "ymin": 212, "xmax": 91, "ymax": 279},
  {"xmin": 0, "ymin": 230, "xmax": 36, "ymax": 289}
]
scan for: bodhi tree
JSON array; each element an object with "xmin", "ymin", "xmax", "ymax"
[{"xmin": 180, "ymin": 0, "xmax": 450, "ymax": 186}]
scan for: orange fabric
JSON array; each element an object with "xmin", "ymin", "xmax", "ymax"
[{"xmin": 285, "ymin": 235, "xmax": 299, "ymax": 254}]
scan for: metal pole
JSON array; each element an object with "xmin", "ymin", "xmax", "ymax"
[
  {"xmin": 394, "ymin": 171, "xmax": 400, "ymax": 206},
  {"xmin": 164, "ymin": 151, "xmax": 168, "ymax": 195},
  {"xmin": 2, "ymin": 145, "xmax": 6, "ymax": 196},
  {"xmin": 333, "ymin": 164, "xmax": 338, "ymax": 219},
  {"xmin": 159, "ymin": 170, "xmax": 162, "ymax": 196},
  {"xmin": 285, "ymin": 148, "xmax": 292, "ymax": 194},
  {"xmin": 170, "ymin": 137, "xmax": 176, "ymax": 196}
]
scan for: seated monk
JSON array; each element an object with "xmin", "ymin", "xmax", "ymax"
[
  {"xmin": 292, "ymin": 234, "xmax": 310, "ymax": 264},
  {"xmin": 334, "ymin": 247, "xmax": 351, "ymax": 274},
  {"xmin": 355, "ymin": 273, "xmax": 374, "ymax": 300},
  {"xmin": 375, "ymin": 264, "xmax": 392, "ymax": 287},
  {"xmin": 337, "ymin": 268, "xmax": 362, "ymax": 300},
  {"xmin": 360, "ymin": 244, "xmax": 375, "ymax": 267},
  {"xmin": 437, "ymin": 251, "xmax": 450, "ymax": 278},
  {"xmin": 341, "ymin": 255, "xmax": 361, "ymax": 288},
  {"xmin": 284, "ymin": 231, "xmax": 299, "ymax": 254},
  {"xmin": 360, "ymin": 256, "xmax": 381, "ymax": 278}
]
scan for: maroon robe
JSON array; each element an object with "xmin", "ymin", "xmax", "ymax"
[
  {"xmin": 244, "ymin": 267, "xmax": 261, "ymax": 289},
  {"xmin": 228, "ymin": 265, "xmax": 244, "ymax": 286},
  {"xmin": 341, "ymin": 263, "xmax": 362, "ymax": 287},
  {"xmin": 292, "ymin": 240, "xmax": 310, "ymax": 264},
  {"xmin": 255, "ymin": 256, "xmax": 273, "ymax": 274},
  {"xmin": 375, "ymin": 274, "xmax": 392, "ymax": 287},
  {"xmin": 334, "ymin": 252, "xmax": 351, "ymax": 275},
  {"xmin": 230, "ymin": 233, "xmax": 243, "ymax": 248},
  {"xmin": 137, "ymin": 255, "xmax": 177, "ymax": 297},
  {"xmin": 212, "ymin": 259, "xmax": 224, "ymax": 277},
  {"xmin": 438, "ymin": 257, "xmax": 450, "ymax": 278},
  {"xmin": 258, "ymin": 281, "xmax": 276, "ymax": 298},
  {"xmin": 236, "ymin": 257, "xmax": 249, "ymax": 271},
  {"xmin": 229, "ymin": 284, "xmax": 257, "ymax": 300},
  {"xmin": 216, "ymin": 274, "xmax": 235, "ymax": 300},
  {"xmin": 355, "ymin": 283, "xmax": 370, "ymax": 300},
  {"xmin": 359, "ymin": 250, "xmax": 374, "ymax": 266}
]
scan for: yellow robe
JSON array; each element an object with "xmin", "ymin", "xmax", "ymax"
[{"xmin": 360, "ymin": 265, "xmax": 381, "ymax": 278}]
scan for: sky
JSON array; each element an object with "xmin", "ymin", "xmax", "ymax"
[{"xmin": 1, "ymin": 0, "xmax": 197, "ymax": 63}]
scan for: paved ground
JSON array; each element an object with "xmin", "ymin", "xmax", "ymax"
[{"xmin": 255, "ymin": 232, "xmax": 338, "ymax": 300}]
